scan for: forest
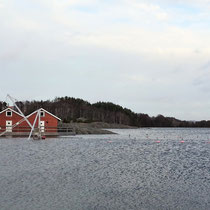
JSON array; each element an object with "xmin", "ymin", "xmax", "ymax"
[{"xmin": 0, "ymin": 97, "xmax": 210, "ymax": 127}]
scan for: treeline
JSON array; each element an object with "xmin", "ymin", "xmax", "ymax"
[
  {"xmin": 0, "ymin": 101, "xmax": 7, "ymax": 111},
  {"xmin": 0, "ymin": 97, "xmax": 210, "ymax": 127}
]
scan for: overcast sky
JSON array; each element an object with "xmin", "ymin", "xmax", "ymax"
[{"xmin": 0, "ymin": 0, "xmax": 210, "ymax": 120}]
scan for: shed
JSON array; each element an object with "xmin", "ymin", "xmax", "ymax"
[
  {"xmin": 0, "ymin": 107, "xmax": 24, "ymax": 133},
  {"xmin": 0, "ymin": 107, "xmax": 61, "ymax": 134},
  {"xmin": 25, "ymin": 108, "xmax": 61, "ymax": 133}
]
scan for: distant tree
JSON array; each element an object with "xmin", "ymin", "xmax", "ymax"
[
  {"xmin": 0, "ymin": 101, "xmax": 7, "ymax": 111},
  {"xmin": 9, "ymin": 96, "xmax": 210, "ymax": 128}
]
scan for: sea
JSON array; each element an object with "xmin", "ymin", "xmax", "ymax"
[{"xmin": 0, "ymin": 128, "xmax": 209, "ymax": 210}]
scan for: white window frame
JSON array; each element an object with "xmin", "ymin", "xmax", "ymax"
[
  {"xmin": 6, "ymin": 111, "xmax": 12, "ymax": 117},
  {"xmin": 40, "ymin": 111, "xmax": 45, "ymax": 117}
]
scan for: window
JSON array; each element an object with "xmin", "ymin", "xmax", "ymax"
[
  {"xmin": 40, "ymin": 111, "xmax": 45, "ymax": 117},
  {"xmin": 6, "ymin": 111, "xmax": 12, "ymax": 117}
]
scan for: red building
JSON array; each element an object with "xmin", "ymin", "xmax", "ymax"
[
  {"xmin": 0, "ymin": 107, "xmax": 24, "ymax": 133},
  {"xmin": 0, "ymin": 107, "xmax": 61, "ymax": 134},
  {"xmin": 25, "ymin": 108, "xmax": 61, "ymax": 133}
]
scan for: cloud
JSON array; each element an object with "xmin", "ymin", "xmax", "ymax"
[
  {"xmin": 192, "ymin": 60, "xmax": 210, "ymax": 92},
  {"xmin": 13, "ymin": 18, "xmax": 42, "ymax": 31},
  {"xmin": 0, "ymin": 1, "xmax": 4, "ymax": 8},
  {"xmin": 62, "ymin": 26, "xmax": 210, "ymax": 58},
  {"xmin": 1, "ymin": 0, "xmax": 210, "ymax": 120},
  {"xmin": 126, "ymin": 1, "xmax": 169, "ymax": 20},
  {"xmin": 33, "ymin": 0, "xmax": 209, "ymax": 58},
  {"xmin": 0, "ymin": 50, "xmax": 21, "ymax": 62},
  {"xmin": 148, "ymin": 0, "xmax": 210, "ymax": 8}
]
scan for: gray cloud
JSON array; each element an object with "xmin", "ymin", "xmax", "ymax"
[{"xmin": 0, "ymin": 0, "xmax": 210, "ymax": 120}]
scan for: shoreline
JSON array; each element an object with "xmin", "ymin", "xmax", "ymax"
[{"xmin": 59, "ymin": 122, "xmax": 136, "ymax": 135}]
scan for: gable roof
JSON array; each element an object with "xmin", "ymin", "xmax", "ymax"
[
  {"xmin": 26, "ymin": 108, "xmax": 61, "ymax": 121},
  {"xmin": 0, "ymin": 107, "xmax": 24, "ymax": 118}
]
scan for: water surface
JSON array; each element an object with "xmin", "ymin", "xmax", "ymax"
[{"xmin": 0, "ymin": 128, "xmax": 209, "ymax": 210}]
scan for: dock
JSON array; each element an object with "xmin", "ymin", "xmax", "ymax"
[{"xmin": 0, "ymin": 126, "xmax": 76, "ymax": 138}]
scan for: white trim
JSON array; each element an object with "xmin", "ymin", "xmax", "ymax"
[
  {"xmin": 7, "ymin": 94, "xmax": 32, "ymax": 129},
  {"xmin": 6, "ymin": 110, "xmax": 12, "ymax": 117},
  {"xmin": 0, "ymin": 107, "xmax": 61, "ymax": 121},
  {"xmin": 40, "ymin": 121, "xmax": 45, "ymax": 132},
  {"xmin": 40, "ymin": 111, "xmax": 45, "ymax": 117},
  {"xmin": 0, "ymin": 108, "xmax": 23, "ymax": 118},
  {"xmin": 27, "ymin": 108, "xmax": 61, "ymax": 121},
  {"xmin": 6, "ymin": 120, "xmax": 12, "ymax": 132}
]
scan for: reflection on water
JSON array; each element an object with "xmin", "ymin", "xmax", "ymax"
[{"xmin": 0, "ymin": 128, "xmax": 209, "ymax": 210}]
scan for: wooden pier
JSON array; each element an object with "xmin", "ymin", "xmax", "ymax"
[{"xmin": 0, "ymin": 126, "xmax": 76, "ymax": 138}]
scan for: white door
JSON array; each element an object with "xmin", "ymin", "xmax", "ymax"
[
  {"xmin": 6, "ymin": 121, "xmax": 12, "ymax": 132},
  {"xmin": 40, "ymin": 121, "xmax": 45, "ymax": 132}
]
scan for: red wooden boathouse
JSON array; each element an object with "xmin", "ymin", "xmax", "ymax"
[
  {"xmin": 0, "ymin": 107, "xmax": 24, "ymax": 133},
  {"xmin": 25, "ymin": 108, "xmax": 61, "ymax": 133},
  {"xmin": 0, "ymin": 107, "xmax": 61, "ymax": 134}
]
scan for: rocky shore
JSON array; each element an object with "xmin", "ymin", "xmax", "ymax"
[{"xmin": 59, "ymin": 122, "xmax": 136, "ymax": 135}]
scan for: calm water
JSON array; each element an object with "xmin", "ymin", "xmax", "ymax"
[{"xmin": 0, "ymin": 128, "xmax": 209, "ymax": 210}]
